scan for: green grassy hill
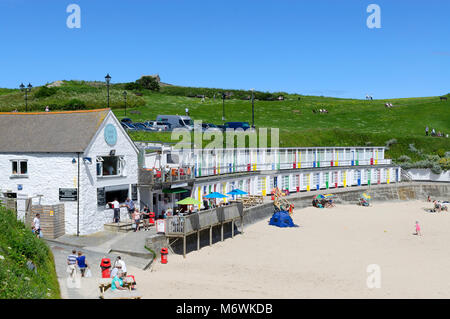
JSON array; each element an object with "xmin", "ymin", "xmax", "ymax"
[
  {"xmin": 0, "ymin": 207, "xmax": 60, "ymax": 299},
  {"xmin": 0, "ymin": 80, "xmax": 449, "ymax": 170}
]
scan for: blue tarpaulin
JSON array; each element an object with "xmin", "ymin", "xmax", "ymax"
[{"xmin": 269, "ymin": 211, "xmax": 298, "ymax": 228}]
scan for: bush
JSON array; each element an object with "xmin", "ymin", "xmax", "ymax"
[
  {"xmin": 436, "ymin": 149, "xmax": 446, "ymax": 157},
  {"xmin": 397, "ymin": 155, "xmax": 411, "ymax": 162},
  {"xmin": 65, "ymin": 98, "xmax": 86, "ymax": 110},
  {"xmin": 34, "ymin": 86, "xmax": 57, "ymax": 99},
  {"xmin": 385, "ymin": 138, "xmax": 398, "ymax": 150},
  {"xmin": 124, "ymin": 82, "xmax": 142, "ymax": 91}
]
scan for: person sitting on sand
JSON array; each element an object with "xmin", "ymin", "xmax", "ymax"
[
  {"xmin": 434, "ymin": 200, "xmax": 441, "ymax": 213},
  {"xmin": 415, "ymin": 221, "xmax": 422, "ymax": 236},
  {"xmin": 359, "ymin": 198, "xmax": 369, "ymax": 207}
]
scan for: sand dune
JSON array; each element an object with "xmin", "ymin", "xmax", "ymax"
[{"xmin": 128, "ymin": 200, "xmax": 450, "ymax": 298}]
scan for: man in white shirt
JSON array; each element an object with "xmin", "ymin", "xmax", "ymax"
[
  {"xmin": 185, "ymin": 108, "xmax": 189, "ymax": 116},
  {"xmin": 32, "ymin": 213, "xmax": 41, "ymax": 238},
  {"xmin": 109, "ymin": 198, "xmax": 121, "ymax": 223},
  {"xmin": 115, "ymin": 256, "xmax": 127, "ymax": 277}
]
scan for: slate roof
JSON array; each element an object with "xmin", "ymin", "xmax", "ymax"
[{"xmin": 0, "ymin": 109, "xmax": 110, "ymax": 153}]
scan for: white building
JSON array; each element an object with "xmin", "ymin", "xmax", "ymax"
[{"xmin": 0, "ymin": 109, "xmax": 139, "ymax": 235}]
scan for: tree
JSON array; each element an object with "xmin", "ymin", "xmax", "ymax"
[{"xmin": 136, "ymin": 76, "xmax": 160, "ymax": 91}]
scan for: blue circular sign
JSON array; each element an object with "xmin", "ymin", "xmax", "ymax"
[{"xmin": 104, "ymin": 124, "xmax": 118, "ymax": 146}]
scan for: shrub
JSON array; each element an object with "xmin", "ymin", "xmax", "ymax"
[
  {"xmin": 436, "ymin": 148, "xmax": 446, "ymax": 157},
  {"xmin": 65, "ymin": 99, "xmax": 86, "ymax": 110},
  {"xmin": 34, "ymin": 86, "xmax": 57, "ymax": 99},
  {"xmin": 124, "ymin": 82, "xmax": 142, "ymax": 91},
  {"xmin": 385, "ymin": 138, "xmax": 398, "ymax": 150},
  {"xmin": 397, "ymin": 155, "xmax": 411, "ymax": 162}
]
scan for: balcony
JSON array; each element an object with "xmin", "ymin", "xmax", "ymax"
[{"xmin": 138, "ymin": 165, "xmax": 195, "ymax": 188}]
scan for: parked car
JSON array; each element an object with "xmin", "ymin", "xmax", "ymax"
[
  {"xmin": 144, "ymin": 120, "xmax": 171, "ymax": 131},
  {"xmin": 120, "ymin": 118, "xmax": 133, "ymax": 125},
  {"xmin": 195, "ymin": 123, "xmax": 222, "ymax": 132},
  {"xmin": 221, "ymin": 122, "xmax": 252, "ymax": 131},
  {"xmin": 121, "ymin": 122, "xmax": 138, "ymax": 132},
  {"xmin": 156, "ymin": 115, "xmax": 193, "ymax": 131},
  {"xmin": 133, "ymin": 122, "xmax": 157, "ymax": 132}
]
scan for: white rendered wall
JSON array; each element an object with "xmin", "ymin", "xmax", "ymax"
[
  {"xmin": 407, "ymin": 169, "xmax": 450, "ymax": 182},
  {"xmin": 0, "ymin": 112, "xmax": 139, "ymax": 236}
]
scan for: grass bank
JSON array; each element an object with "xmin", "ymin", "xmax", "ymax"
[{"xmin": 0, "ymin": 207, "xmax": 60, "ymax": 299}]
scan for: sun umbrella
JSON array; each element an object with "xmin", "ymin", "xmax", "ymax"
[
  {"xmin": 362, "ymin": 193, "xmax": 371, "ymax": 200},
  {"xmin": 204, "ymin": 192, "xmax": 228, "ymax": 199},
  {"xmin": 176, "ymin": 197, "xmax": 202, "ymax": 205},
  {"xmin": 323, "ymin": 194, "xmax": 335, "ymax": 198},
  {"xmin": 227, "ymin": 189, "xmax": 248, "ymax": 195},
  {"xmin": 313, "ymin": 194, "xmax": 325, "ymax": 200}
]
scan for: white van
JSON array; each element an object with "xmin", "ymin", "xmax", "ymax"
[{"xmin": 156, "ymin": 115, "xmax": 193, "ymax": 131}]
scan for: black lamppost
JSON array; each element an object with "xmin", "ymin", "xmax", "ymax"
[
  {"xmin": 251, "ymin": 88, "xmax": 255, "ymax": 128},
  {"xmin": 19, "ymin": 83, "xmax": 32, "ymax": 112},
  {"xmin": 222, "ymin": 92, "xmax": 226, "ymax": 122},
  {"xmin": 105, "ymin": 73, "xmax": 111, "ymax": 107},
  {"xmin": 123, "ymin": 91, "xmax": 127, "ymax": 116}
]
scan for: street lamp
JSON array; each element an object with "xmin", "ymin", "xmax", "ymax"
[
  {"xmin": 123, "ymin": 91, "xmax": 127, "ymax": 116},
  {"xmin": 19, "ymin": 83, "xmax": 32, "ymax": 112},
  {"xmin": 251, "ymin": 88, "xmax": 255, "ymax": 128},
  {"xmin": 105, "ymin": 73, "xmax": 111, "ymax": 107},
  {"xmin": 222, "ymin": 92, "xmax": 226, "ymax": 122}
]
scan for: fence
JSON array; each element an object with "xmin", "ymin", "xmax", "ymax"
[
  {"xmin": 195, "ymin": 159, "xmax": 392, "ymax": 177},
  {"xmin": 27, "ymin": 204, "xmax": 65, "ymax": 239},
  {"xmin": 0, "ymin": 196, "xmax": 16, "ymax": 213},
  {"xmin": 166, "ymin": 203, "xmax": 243, "ymax": 235}
]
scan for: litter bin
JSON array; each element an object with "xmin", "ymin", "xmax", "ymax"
[
  {"xmin": 100, "ymin": 258, "xmax": 111, "ymax": 278},
  {"xmin": 160, "ymin": 248, "xmax": 168, "ymax": 264}
]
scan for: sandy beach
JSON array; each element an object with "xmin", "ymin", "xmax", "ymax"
[{"xmin": 128, "ymin": 200, "xmax": 450, "ymax": 299}]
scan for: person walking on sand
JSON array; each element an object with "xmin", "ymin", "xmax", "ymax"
[{"xmin": 415, "ymin": 221, "xmax": 422, "ymax": 236}]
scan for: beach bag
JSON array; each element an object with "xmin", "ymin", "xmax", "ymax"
[{"xmin": 85, "ymin": 268, "xmax": 92, "ymax": 278}]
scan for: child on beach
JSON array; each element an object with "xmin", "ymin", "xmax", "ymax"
[{"xmin": 415, "ymin": 221, "xmax": 422, "ymax": 236}]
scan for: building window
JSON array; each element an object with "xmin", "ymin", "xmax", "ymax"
[
  {"xmin": 11, "ymin": 160, "xmax": 28, "ymax": 176},
  {"xmin": 96, "ymin": 156, "xmax": 125, "ymax": 177}
]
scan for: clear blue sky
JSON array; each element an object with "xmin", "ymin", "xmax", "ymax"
[{"xmin": 0, "ymin": 0, "xmax": 448, "ymax": 99}]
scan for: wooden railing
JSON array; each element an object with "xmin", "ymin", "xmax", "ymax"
[
  {"xmin": 165, "ymin": 203, "xmax": 243, "ymax": 235},
  {"xmin": 139, "ymin": 165, "xmax": 195, "ymax": 186}
]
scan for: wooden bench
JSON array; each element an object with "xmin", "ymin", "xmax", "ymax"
[
  {"xmin": 101, "ymin": 289, "xmax": 143, "ymax": 299},
  {"xmin": 99, "ymin": 277, "xmax": 134, "ymax": 294}
]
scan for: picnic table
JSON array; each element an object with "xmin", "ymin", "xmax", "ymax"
[{"xmin": 99, "ymin": 277, "xmax": 143, "ymax": 299}]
